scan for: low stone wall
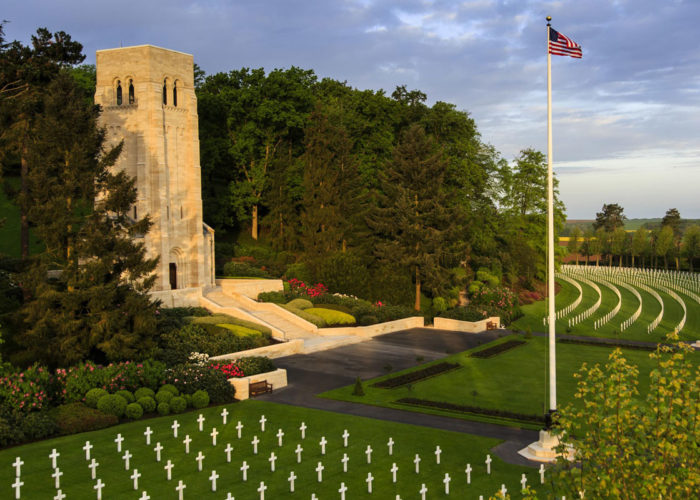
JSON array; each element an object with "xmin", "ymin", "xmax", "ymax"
[
  {"xmin": 149, "ymin": 287, "xmax": 203, "ymax": 307},
  {"xmin": 228, "ymin": 368, "xmax": 287, "ymax": 401},
  {"xmin": 432, "ymin": 316, "xmax": 500, "ymax": 333},
  {"xmin": 322, "ymin": 316, "xmax": 425, "ymax": 338},
  {"xmin": 209, "ymin": 339, "xmax": 304, "ymax": 362},
  {"xmin": 218, "ymin": 278, "xmax": 284, "ymax": 299}
]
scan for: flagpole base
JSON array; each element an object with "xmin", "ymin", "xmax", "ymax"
[{"xmin": 517, "ymin": 430, "xmax": 572, "ymax": 463}]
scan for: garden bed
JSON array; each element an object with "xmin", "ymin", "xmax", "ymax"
[
  {"xmin": 557, "ymin": 337, "xmax": 657, "ymax": 351},
  {"xmin": 372, "ymin": 362, "xmax": 461, "ymax": 388},
  {"xmin": 469, "ymin": 339, "xmax": 526, "ymax": 358},
  {"xmin": 396, "ymin": 397, "xmax": 545, "ymax": 425}
]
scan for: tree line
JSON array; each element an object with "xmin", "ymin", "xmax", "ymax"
[{"xmin": 567, "ymin": 204, "xmax": 700, "ymax": 271}]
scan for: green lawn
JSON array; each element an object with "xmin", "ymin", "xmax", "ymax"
[
  {"xmin": 1, "ymin": 400, "xmax": 535, "ymax": 499},
  {"xmin": 321, "ymin": 336, "xmax": 691, "ymax": 428}
]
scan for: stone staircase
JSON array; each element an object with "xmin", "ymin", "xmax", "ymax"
[{"xmin": 201, "ymin": 286, "xmax": 363, "ymax": 354}]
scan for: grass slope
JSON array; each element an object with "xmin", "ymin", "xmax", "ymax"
[{"xmin": 0, "ymin": 400, "xmax": 533, "ymax": 499}]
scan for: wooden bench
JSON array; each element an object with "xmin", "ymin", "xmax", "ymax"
[
  {"xmin": 249, "ymin": 380, "xmax": 273, "ymax": 397},
  {"xmin": 486, "ymin": 321, "xmax": 498, "ymax": 330}
]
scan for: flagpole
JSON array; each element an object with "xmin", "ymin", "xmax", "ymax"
[{"xmin": 546, "ymin": 16, "xmax": 557, "ymax": 419}]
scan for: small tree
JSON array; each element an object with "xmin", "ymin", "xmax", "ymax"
[
  {"xmin": 568, "ymin": 226, "xmax": 582, "ymax": 266},
  {"xmin": 631, "ymin": 227, "xmax": 648, "ymax": 268}
]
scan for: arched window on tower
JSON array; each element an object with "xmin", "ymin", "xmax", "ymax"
[
  {"xmin": 163, "ymin": 79, "xmax": 167, "ymax": 105},
  {"xmin": 173, "ymin": 81, "xmax": 178, "ymax": 107},
  {"xmin": 128, "ymin": 80, "xmax": 135, "ymax": 104},
  {"xmin": 116, "ymin": 80, "xmax": 122, "ymax": 105}
]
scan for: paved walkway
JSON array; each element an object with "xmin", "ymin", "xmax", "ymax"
[{"xmin": 258, "ymin": 328, "xmax": 542, "ymax": 468}]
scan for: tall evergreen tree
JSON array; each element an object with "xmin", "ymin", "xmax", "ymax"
[{"xmin": 16, "ymin": 72, "xmax": 158, "ymax": 367}]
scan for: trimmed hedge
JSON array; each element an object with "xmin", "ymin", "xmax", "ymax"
[
  {"xmin": 396, "ymin": 398, "xmax": 545, "ymax": 424},
  {"xmin": 125, "ymin": 403, "xmax": 144, "ymax": 420},
  {"xmin": 557, "ymin": 338, "xmax": 657, "ymax": 352},
  {"xmin": 52, "ymin": 403, "xmax": 118, "ymax": 435},
  {"xmin": 470, "ymin": 339, "xmax": 526, "ymax": 358},
  {"xmin": 313, "ymin": 303, "xmax": 353, "ymax": 314},
  {"xmin": 373, "ymin": 363, "xmax": 461, "ymax": 389},
  {"xmin": 137, "ymin": 396, "xmax": 156, "ymax": 413},
  {"xmin": 96, "ymin": 394, "xmax": 127, "ymax": 417},
  {"xmin": 192, "ymin": 314, "xmax": 271, "ymax": 336},
  {"xmin": 116, "ymin": 390, "xmax": 135, "ymax": 404},
  {"xmin": 281, "ymin": 304, "xmax": 327, "ymax": 327},
  {"xmin": 192, "ymin": 390, "xmax": 210, "ymax": 409},
  {"xmin": 305, "ymin": 307, "xmax": 356, "ymax": 326},
  {"xmin": 155, "ymin": 390, "xmax": 174, "ymax": 404},
  {"xmin": 217, "ymin": 324, "xmax": 262, "ymax": 337},
  {"xmin": 170, "ymin": 396, "xmax": 187, "ymax": 413},
  {"xmin": 222, "ymin": 261, "xmax": 270, "ymax": 278},
  {"xmin": 157, "ymin": 402, "xmax": 171, "ymax": 415},
  {"xmin": 134, "ymin": 387, "xmax": 155, "ymax": 400},
  {"xmin": 84, "ymin": 388, "xmax": 108, "ymax": 408},
  {"xmin": 286, "ymin": 298, "xmax": 313, "ymax": 310}
]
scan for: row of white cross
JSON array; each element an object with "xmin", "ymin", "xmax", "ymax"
[{"xmin": 10, "ymin": 408, "xmax": 546, "ymax": 498}]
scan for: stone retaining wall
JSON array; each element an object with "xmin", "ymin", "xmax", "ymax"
[
  {"xmin": 432, "ymin": 316, "xmax": 501, "ymax": 333},
  {"xmin": 228, "ymin": 368, "xmax": 288, "ymax": 401},
  {"xmin": 321, "ymin": 316, "xmax": 425, "ymax": 338},
  {"xmin": 209, "ymin": 339, "xmax": 304, "ymax": 362}
]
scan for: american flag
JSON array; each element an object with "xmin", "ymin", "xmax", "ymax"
[{"xmin": 549, "ymin": 28, "xmax": 582, "ymax": 58}]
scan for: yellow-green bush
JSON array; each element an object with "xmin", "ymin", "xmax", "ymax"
[
  {"xmin": 216, "ymin": 324, "xmax": 261, "ymax": 337},
  {"xmin": 191, "ymin": 314, "xmax": 271, "ymax": 336},
  {"xmin": 305, "ymin": 307, "xmax": 356, "ymax": 326},
  {"xmin": 281, "ymin": 304, "xmax": 327, "ymax": 327},
  {"xmin": 286, "ymin": 298, "xmax": 313, "ymax": 310}
]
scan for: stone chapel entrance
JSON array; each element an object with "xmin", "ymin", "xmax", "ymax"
[{"xmin": 169, "ymin": 263, "xmax": 177, "ymax": 290}]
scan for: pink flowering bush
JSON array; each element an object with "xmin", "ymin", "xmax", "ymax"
[
  {"xmin": 0, "ymin": 363, "xmax": 54, "ymax": 413},
  {"xmin": 469, "ymin": 285, "xmax": 521, "ymax": 324}
]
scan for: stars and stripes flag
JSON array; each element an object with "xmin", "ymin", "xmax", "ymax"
[{"xmin": 549, "ymin": 27, "xmax": 582, "ymax": 58}]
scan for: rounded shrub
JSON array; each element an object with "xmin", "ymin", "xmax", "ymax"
[
  {"xmin": 96, "ymin": 394, "xmax": 127, "ymax": 418},
  {"xmin": 137, "ymin": 396, "xmax": 156, "ymax": 413},
  {"xmin": 170, "ymin": 396, "xmax": 187, "ymax": 414},
  {"xmin": 134, "ymin": 387, "xmax": 155, "ymax": 400},
  {"xmin": 160, "ymin": 384, "xmax": 179, "ymax": 396},
  {"xmin": 183, "ymin": 394, "xmax": 192, "ymax": 408},
  {"xmin": 191, "ymin": 390, "xmax": 210, "ymax": 409},
  {"xmin": 155, "ymin": 390, "xmax": 174, "ymax": 404},
  {"xmin": 125, "ymin": 403, "xmax": 143, "ymax": 420},
  {"xmin": 157, "ymin": 402, "xmax": 171, "ymax": 416},
  {"xmin": 305, "ymin": 307, "xmax": 356, "ymax": 326},
  {"xmin": 84, "ymin": 388, "xmax": 108, "ymax": 408},
  {"xmin": 116, "ymin": 390, "xmax": 135, "ymax": 404},
  {"xmin": 286, "ymin": 298, "xmax": 313, "ymax": 310}
]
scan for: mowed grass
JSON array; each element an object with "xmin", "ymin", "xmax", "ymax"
[
  {"xmin": 321, "ymin": 336, "xmax": 693, "ymax": 427},
  {"xmin": 0, "ymin": 400, "xmax": 535, "ymax": 500},
  {"xmin": 512, "ymin": 276, "xmax": 699, "ymax": 342}
]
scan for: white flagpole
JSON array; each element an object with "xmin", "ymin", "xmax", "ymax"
[{"xmin": 546, "ymin": 16, "xmax": 557, "ymax": 416}]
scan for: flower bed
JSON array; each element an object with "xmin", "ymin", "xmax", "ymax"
[
  {"xmin": 396, "ymin": 397, "xmax": 545, "ymax": 425},
  {"xmin": 469, "ymin": 339, "xmax": 526, "ymax": 358},
  {"xmin": 372, "ymin": 362, "xmax": 461, "ymax": 389}
]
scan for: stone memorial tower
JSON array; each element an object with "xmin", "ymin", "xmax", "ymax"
[{"xmin": 94, "ymin": 45, "xmax": 215, "ymax": 297}]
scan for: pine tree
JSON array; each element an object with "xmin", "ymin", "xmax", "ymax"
[{"xmin": 16, "ymin": 71, "xmax": 159, "ymax": 367}]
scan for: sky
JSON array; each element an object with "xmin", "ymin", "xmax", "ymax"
[{"xmin": 4, "ymin": 0, "xmax": 699, "ymax": 219}]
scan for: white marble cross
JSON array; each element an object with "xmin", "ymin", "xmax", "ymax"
[
  {"xmin": 139, "ymin": 492, "xmax": 150, "ymax": 500},
  {"xmin": 414, "ymin": 454, "xmax": 421, "ymax": 474},
  {"xmin": 144, "ymin": 427, "xmax": 153, "ymax": 445},
  {"xmin": 221, "ymin": 408, "xmax": 229, "ymax": 425},
  {"xmin": 500, "ymin": 484, "xmax": 507, "ymax": 497},
  {"xmin": 172, "ymin": 420, "xmax": 180, "ymax": 438},
  {"xmin": 131, "ymin": 469, "xmax": 141, "ymax": 490},
  {"xmin": 341, "ymin": 453, "xmax": 349, "ymax": 472},
  {"xmin": 319, "ymin": 436, "xmax": 327, "ymax": 455},
  {"xmin": 434, "ymin": 445, "xmax": 442, "ymax": 464},
  {"xmin": 295, "ymin": 443, "xmax": 303, "ymax": 463},
  {"xmin": 465, "ymin": 463, "xmax": 472, "ymax": 484},
  {"xmin": 225, "ymin": 443, "xmax": 233, "ymax": 462},
  {"xmin": 209, "ymin": 470, "xmax": 219, "ymax": 491},
  {"xmin": 52, "ymin": 467, "xmax": 63, "ymax": 488},
  {"xmin": 257, "ymin": 481, "xmax": 267, "ymax": 500},
  {"xmin": 342, "ymin": 429, "xmax": 349, "ymax": 447},
  {"xmin": 339, "ymin": 482, "xmax": 348, "ymax": 500},
  {"xmin": 53, "ymin": 489, "xmax": 66, "ymax": 500},
  {"xmin": 89, "ymin": 458, "xmax": 99, "ymax": 480},
  {"xmin": 197, "ymin": 414, "xmax": 205, "ymax": 432},
  {"xmin": 443, "ymin": 473, "xmax": 451, "ymax": 494},
  {"xmin": 175, "ymin": 480, "xmax": 186, "ymax": 500},
  {"xmin": 365, "ymin": 445, "xmax": 373, "ymax": 464},
  {"xmin": 316, "ymin": 461, "xmax": 324, "ymax": 482},
  {"xmin": 123, "ymin": 450, "xmax": 132, "ymax": 470},
  {"xmin": 183, "ymin": 435, "xmax": 192, "ymax": 454},
  {"xmin": 211, "ymin": 427, "xmax": 219, "ymax": 446},
  {"xmin": 390, "ymin": 462, "xmax": 398, "ymax": 483},
  {"xmin": 539, "ymin": 463, "xmax": 545, "ymax": 484},
  {"xmin": 366, "ymin": 472, "xmax": 374, "ymax": 493},
  {"xmin": 259, "ymin": 415, "xmax": 267, "ymax": 432},
  {"xmin": 154, "ymin": 442, "xmax": 163, "ymax": 462},
  {"xmin": 419, "ymin": 483, "xmax": 427, "ymax": 500},
  {"xmin": 12, "ymin": 477, "xmax": 23, "ymax": 499},
  {"xmin": 311, "ymin": 494, "xmax": 317, "ymax": 500},
  {"xmin": 288, "ymin": 471, "xmax": 297, "ymax": 492},
  {"xmin": 276, "ymin": 428, "xmax": 284, "ymax": 447},
  {"xmin": 299, "ymin": 422, "xmax": 307, "ymax": 439},
  {"xmin": 240, "ymin": 461, "xmax": 249, "ymax": 481},
  {"xmin": 94, "ymin": 478, "xmax": 105, "ymax": 500},
  {"xmin": 252, "ymin": 435, "xmax": 260, "ymax": 454},
  {"xmin": 236, "ymin": 421, "xmax": 243, "ymax": 439},
  {"xmin": 485, "ymin": 454, "xmax": 492, "ymax": 474},
  {"xmin": 387, "ymin": 437, "xmax": 394, "ymax": 455},
  {"xmin": 83, "ymin": 441, "xmax": 93, "ymax": 460},
  {"xmin": 12, "ymin": 456, "xmax": 23, "ymax": 476},
  {"xmin": 49, "ymin": 448, "xmax": 60, "ymax": 469},
  {"xmin": 268, "ymin": 452, "xmax": 277, "ymax": 472},
  {"xmin": 115, "ymin": 434, "xmax": 124, "ymax": 452},
  {"xmin": 196, "ymin": 451, "xmax": 205, "ymax": 471},
  {"xmin": 164, "ymin": 460, "xmax": 174, "ymax": 480},
  {"xmin": 521, "ymin": 473, "xmax": 528, "ymax": 490},
  {"xmin": 225, "ymin": 493, "xmax": 234, "ymax": 500}
]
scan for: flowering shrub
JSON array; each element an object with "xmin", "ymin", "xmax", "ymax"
[
  {"xmin": 0, "ymin": 363, "xmax": 54, "ymax": 413},
  {"xmin": 163, "ymin": 364, "xmax": 236, "ymax": 403},
  {"xmin": 288, "ymin": 278, "xmax": 328, "ymax": 299},
  {"xmin": 210, "ymin": 362, "xmax": 245, "ymax": 378},
  {"xmin": 188, "ymin": 352, "xmax": 210, "ymax": 366},
  {"xmin": 468, "ymin": 285, "xmax": 521, "ymax": 324}
]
